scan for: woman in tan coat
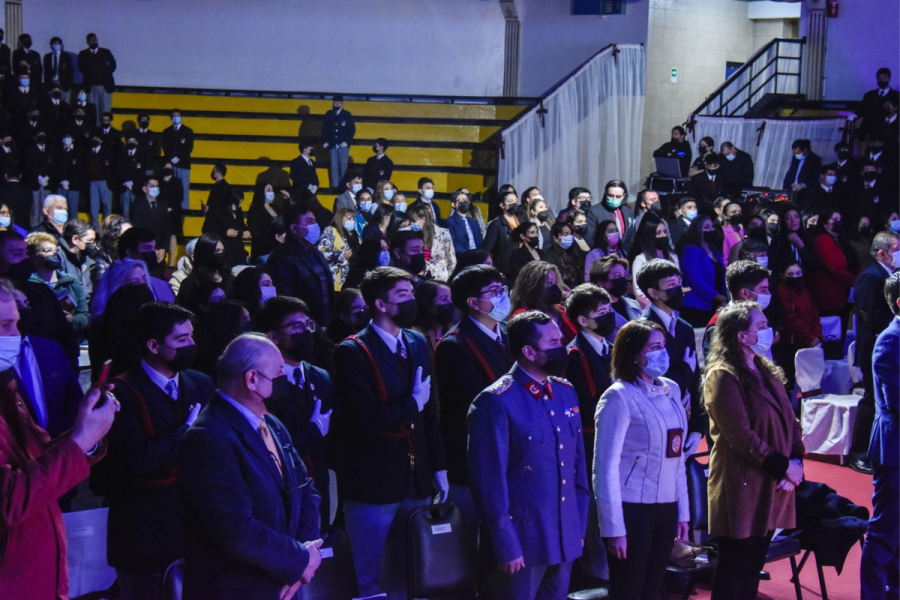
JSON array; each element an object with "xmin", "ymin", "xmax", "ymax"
[{"xmin": 704, "ymin": 301, "xmax": 805, "ymax": 600}]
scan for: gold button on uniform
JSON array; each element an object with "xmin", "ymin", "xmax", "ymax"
[
  {"xmin": 562, "ymin": 479, "xmax": 567, "ymax": 485},
  {"xmin": 561, "ymin": 496, "xmax": 566, "ymax": 502},
  {"xmin": 556, "ymin": 427, "xmax": 561, "ymax": 432},
  {"xmin": 559, "ymin": 444, "xmax": 564, "ymax": 450},
  {"xmin": 550, "ymin": 410, "xmax": 555, "ymax": 416}
]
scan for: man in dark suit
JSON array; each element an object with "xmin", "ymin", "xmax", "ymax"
[
  {"xmin": 289, "ymin": 141, "xmax": 319, "ymax": 198},
  {"xmin": 268, "ymin": 200, "xmax": 334, "ymax": 324},
  {"xmin": 42, "ymin": 37, "xmax": 72, "ymax": 94},
  {"xmin": 0, "ymin": 134, "xmax": 21, "ymax": 177},
  {"xmin": 94, "ymin": 111, "xmax": 122, "ymax": 159},
  {"xmin": 859, "ymin": 68, "xmax": 900, "ymax": 142},
  {"xmin": 85, "ymin": 134, "xmax": 116, "ymax": 229},
  {"xmin": 407, "ymin": 176, "xmax": 443, "ymax": 225},
  {"xmin": 204, "ymin": 161, "xmax": 231, "ymax": 214},
  {"xmin": 105, "ymin": 302, "xmax": 215, "ymax": 600},
  {"xmin": 849, "ymin": 232, "xmax": 899, "ymax": 475},
  {"xmin": 14, "ymin": 333, "xmax": 82, "ymax": 439},
  {"xmin": 860, "ymin": 271, "xmax": 900, "ymax": 599},
  {"xmin": 7, "ymin": 72, "xmax": 40, "ymax": 125},
  {"xmin": 857, "ymin": 161, "xmax": 899, "ymax": 223},
  {"xmin": 687, "ymin": 153, "xmax": 722, "ymax": 202},
  {"xmin": 333, "ymin": 267, "xmax": 448, "ymax": 599},
  {"xmin": 363, "ymin": 137, "xmax": 393, "ymax": 192},
  {"xmin": 865, "ymin": 131, "xmax": 898, "ymax": 191},
  {"xmin": 782, "ymin": 139, "xmax": 822, "ymax": 195},
  {"xmin": 434, "ymin": 265, "xmax": 513, "ymax": 555},
  {"xmin": 834, "ymin": 141, "xmax": 859, "ymax": 189},
  {"xmin": 42, "ymin": 84, "xmax": 71, "ymax": 139},
  {"xmin": 805, "ymin": 163, "xmax": 841, "ymax": 213},
  {"xmin": 322, "ymin": 94, "xmax": 355, "ymax": 187},
  {"xmin": 130, "ymin": 176, "xmax": 171, "ymax": 255},
  {"xmin": 565, "ymin": 284, "xmax": 615, "ymax": 585},
  {"xmin": 66, "ymin": 105, "xmax": 94, "ymax": 151},
  {"xmin": 259, "ymin": 297, "xmax": 333, "ymax": 531},
  {"xmin": 0, "ymin": 29, "xmax": 10, "ymax": 75},
  {"xmin": 162, "ymin": 110, "xmax": 193, "ymax": 210},
  {"xmin": 468, "ymin": 310, "xmax": 590, "ymax": 598},
  {"xmin": 71, "ymin": 87, "xmax": 98, "ymax": 129},
  {"xmin": 117, "ymin": 132, "xmax": 144, "ymax": 220},
  {"xmin": 719, "ymin": 141, "xmax": 754, "ymax": 195},
  {"xmin": 637, "ymin": 259, "xmax": 704, "ymax": 453},
  {"xmin": 668, "ymin": 197, "xmax": 697, "ymax": 249},
  {"xmin": 584, "ymin": 181, "xmax": 634, "ymax": 248},
  {"xmin": 77, "ymin": 33, "xmax": 116, "ymax": 117},
  {"xmin": 178, "ymin": 333, "xmax": 323, "ymax": 599},
  {"xmin": 133, "ymin": 114, "xmax": 160, "ymax": 174},
  {"xmin": 55, "ymin": 134, "xmax": 83, "ymax": 219},
  {"xmin": 0, "ymin": 168, "xmax": 34, "ymax": 229},
  {"xmin": 23, "ymin": 132, "xmax": 56, "ymax": 226},
  {"xmin": 445, "ymin": 189, "xmax": 482, "ymax": 254},
  {"xmin": 652, "ymin": 125, "xmax": 692, "ymax": 176},
  {"xmin": 11, "ymin": 33, "xmax": 42, "ymax": 87}
]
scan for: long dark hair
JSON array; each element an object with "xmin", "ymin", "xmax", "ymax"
[
  {"xmin": 193, "ymin": 233, "xmax": 225, "ymax": 281},
  {"xmin": 591, "ymin": 219, "xmax": 616, "ymax": 251},
  {"xmin": 629, "ymin": 214, "xmax": 674, "ymax": 264},
  {"xmin": 194, "ymin": 299, "xmax": 248, "ymax": 377},
  {"xmin": 231, "ymin": 266, "xmax": 269, "ymax": 317}
]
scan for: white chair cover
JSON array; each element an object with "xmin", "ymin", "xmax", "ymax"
[
  {"xmin": 820, "ymin": 316, "xmax": 843, "ymax": 340},
  {"xmin": 797, "ymin": 347, "xmax": 862, "ymax": 455},
  {"xmin": 694, "ymin": 328, "xmax": 707, "ymax": 370},
  {"xmin": 64, "ymin": 508, "xmax": 117, "ymax": 597}
]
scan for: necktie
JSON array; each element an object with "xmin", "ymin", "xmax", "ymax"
[
  {"xmin": 165, "ymin": 380, "xmax": 178, "ymax": 400},
  {"xmin": 293, "ymin": 366, "xmax": 304, "ymax": 389},
  {"xmin": 258, "ymin": 419, "xmax": 283, "ymax": 476},
  {"xmin": 668, "ymin": 317, "xmax": 677, "ymax": 338},
  {"xmin": 149, "ymin": 201, "xmax": 157, "ymax": 212},
  {"xmin": 464, "ymin": 218, "xmax": 475, "ymax": 249},
  {"xmin": 397, "ymin": 338, "xmax": 407, "ymax": 360},
  {"xmin": 53, "ymin": 53, "xmax": 58, "ymax": 77}
]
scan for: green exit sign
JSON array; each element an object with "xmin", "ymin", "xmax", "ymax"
[{"xmin": 671, "ymin": 68, "xmax": 678, "ymax": 83}]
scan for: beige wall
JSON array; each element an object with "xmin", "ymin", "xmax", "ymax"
[{"xmin": 640, "ymin": 0, "xmax": 797, "ymax": 181}]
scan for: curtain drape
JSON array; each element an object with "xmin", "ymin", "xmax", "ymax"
[
  {"xmin": 498, "ymin": 44, "xmax": 646, "ymax": 213},
  {"xmin": 690, "ymin": 115, "xmax": 848, "ymax": 190}
]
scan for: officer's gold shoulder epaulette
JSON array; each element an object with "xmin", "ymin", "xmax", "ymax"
[
  {"xmin": 486, "ymin": 375, "xmax": 514, "ymax": 395},
  {"xmin": 548, "ymin": 375, "xmax": 574, "ymax": 387}
]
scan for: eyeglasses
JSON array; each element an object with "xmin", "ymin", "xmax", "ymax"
[
  {"xmin": 477, "ymin": 285, "xmax": 507, "ymax": 299},
  {"xmin": 277, "ymin": 319, "xmax": 317, "ymax": 334}
]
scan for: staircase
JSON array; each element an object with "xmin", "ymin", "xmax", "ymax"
[{"xmin": 111, "ymin": 87, "xmax": 534, "ymax": 240}]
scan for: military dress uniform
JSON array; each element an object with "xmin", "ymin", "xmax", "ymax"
[{"xmin": 468, "ymin": 364, "xmax": 590, "ymax": 600}]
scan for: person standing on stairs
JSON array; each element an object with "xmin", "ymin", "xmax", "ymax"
[
  {"xmin": 162, "ymin": 109, "xmax": 193, "ymax": 212},
  {"xmin": 363, "ymin": 137, "xmax": 393, "ymax": 193},
  {"xmin": 322, "ymin": 94, "xmax": 355, "ymax": 188},
  {"xmin": 77, "ymin": 33, "xmax": 116, "ymax": 121}
]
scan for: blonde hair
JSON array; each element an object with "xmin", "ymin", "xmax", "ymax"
[
  {"xmin": 25, "ymin": 232, "xmax": 57, "ymax": 255},
  {"xmin": 511, "ymin": 261, "xmax": 563, "ymax": 312},
  {"xmin": 373, "ymin": 180, "xmax": 394, "ymax": 205},
  {"xmin": 527, "ymin": 197, "xmax": 554, "ymax": 227}
]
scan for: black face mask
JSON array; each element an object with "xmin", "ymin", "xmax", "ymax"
[
  {"xmin": 574, "ymin": 224, "xmax": 588, "ymax": 236},
  {"xmin": 166, "ymin": 344, "xmax": 196, "ymax": 372},
  {"xmin": 139, "ymin": 121, "xmax": 150, "ymax": 129},
  {"xmin": 728, "ymin": 213, "xmax": 744, "ymax": 227},
  {"xmin": 41, "ymin": 254, "xmax": 62, "ymax": 271},
  {"xmin": 608, "ymin": 278, "xmax": 628, "ymax": 299},
  {"xmin": 433, "ymin": 303, "xmax": 455, "ymax": 326},
  {"xmin": 591, "ymin": 312, "xmax": 617, "ymax": 338},
  {"xmin": 544, "ymin": 285, "xmax": 563, "ymax": 306},
  {"xmin": 537, "ymin": 210, "xmax": 550, "ymax": 221},
  {"xmin": 285, "ymin": 331, "xmax": 314, "ymax": 362},
  {"xmin": 837, "ymin": 149, "xmax": 851, "ymax": 160},
  {"xmin": 126, "ymin": 142, "xmax": 137, "ymax": 150},
  {"xmin": 859, "ymin": 225, "xmax": 873, "ymax": 238},
  {"xmin": 703, "ymin": 230, "xmax": 719, "ymax": 245},
  {"xmin": 878, "ymin": 80, "xmax": 890, "ymax": 90},
  {"xmin": 390, "ymin": 298, "xmax": 418, "ymax": 329},
  {"xmin": 863, "ymin": 171, "xmax": 877, "ymax": 182},
  {"xmin": 211, "ymin": 170, "xmax": 218, "ymax": 181},
  {"xmin": 746, "ymin": 226, "xmax": 766, "ymax": 241},
  {"xmin": 139, "ymin": 250, "xmax": 158, "ymax": 267},
  {"xmin": 830, "ymin": 221, "xmax": 845, "ymax": 236},
  {"xmin": 658, "ymin": 285, "xmax": 684, "ymax": 310},
  {"xmin": 766, "ymin": 222, "xmax": 779, "ymax": 237},
  {"xmin": 406, "ymin": 253, "xmax": 426, "ymax": 275},
  {"xmin": 208, "ymin": 253, "xmax": 226, "ymax": 269},
  {"xmin": 162, "ymin": 167, "xmax": 174, "ymax": 177},
  {"xmin": 456, "ymin": 201, "xmax": 470, "ymax": 214},
  {"xmin": 538, "ymin": 346, "xmax": 569, "ymax": 377},
  {"xmin": 6, "ymin": 260, "xmax": 34, "ymax": 282},
  {"xmin": 785, "ymin": 275, "xmax": 805, "ymax": 288},
  {"xmin": 655, "ymin": 237, "xmax": 670, "ymax": 250},
  {"xmin": 84, "ymin": 242, "xmax": 102, "ymax": 258},
  {"xmin": 699, "ymin": 145, "xmax": 709, "ymax": 154},
  {"xmin": 647, "ymin": 203, "xmax": 662, "ymax": 215},
  {"xmin": 526, "ymin": 236, "xmax": 539, "ymax": 248},
  {"xmin": 35, "ymin": 135, "xmax": 47, "ymax": 145},
  {"xmin": 51, "ymin": 91, "xmax": 62, "ymax": 100},
  {"xmin": 91, "ymin": 140, "xmax": 101, "ymax": 149},
  {"xmin": 349, "ymin": 308, "xmax": 371, "ymax": 330}
]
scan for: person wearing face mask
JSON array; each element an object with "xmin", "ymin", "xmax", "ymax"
[
  {"xmin": 25, "ymin": 231, "xmax": 89, "ymax": 335},
  {"xmin": 333, "ymin": 267, "xmax": 448, "ymax": 600},
  {"xmin": 507, "ymin": 221, "xmax": 544, "ymax": 286},
  {"xmin": 130, "ymin": 176, "xmax": 172, "ymax": 262},
  {"xmin": 76, "ymin": 33, "xmax": 115, "ymax": 118},
  {"xmin": 363, "ymin": 138, "xmax": 393, "ymax": 193},
  {"xmin": 55, "ymin": 132, "xmax": 83, "ymax": 218},
  {"xmin": 866, "ymin": 131, "xmax": 900, "ymax": 192},
  {"xmin": 41, "ymin": 83, "xmax": 71, "ymax": 137},
  {"xmin": 204, "ymin": 161, "xmax": 231, "ymax": 214},
  {"xmin": 31, "ymin": 193, "xmax": 68, "ymax": 241},
  {"xmin": 407, "ymin": 176, "xmax": 443, "ymax": 226},
  {"xmin": 806, "ymin": 163, "xmax": 842, "ymax": 214},
  {"xmin": 558, "ymin": 186, "xmax": 592, "ymax": 223},
  {"xmin": 469, "ymin": 310, "xmax": 589, "ymax": 599},
  {"xmin": 177, "ymin": 333, "xmax": 325, "ymax": 599},
  {"xmin": 12, "ymin": 34, "xmax": 42, "ymax": 87},
  {"xmin": 202, "ymin": 187, "xmax": 248, "ymax": 270},
  {"xmin": 322, "ymin": 94, "xmax": 355, "ymax": 187},
  {"xmin": 718, "ymin": 141, "xmax": 755, "ymax": 195},
  {"xmin": 510, "ymin": 261, "xmax": 578, "ymax": 345},
  {"xmin": 132, "ymin": 114, "xmax": 159, "ymax": 173},
  {"xmin": 688, "ymin": 153, "xmax": 723, "ymax": 202},
  {"xmin": 594, "ymin": 318, "xmax": 689, "ymax": 600},
  {"xmin": 720, "ymin": 201, "xmax": 744, "ymax": 266},
  {"xmin": 526, "ymin": 196, "xmax": 554, "ymax": 250},
  {"xmin": 585, "ymin": 179, "xmax": 634, "ymax": 248},
  {"xmin": 629, "ymin": 215, "xmax": 679, "ymax": 308},
  {"xmin": 688, "ymin": 136, "xmax": 715, "ymax": 177},
  {"xmin": 434, "ymin": 265, "xmax": 514, "ymax": 560},
  {"xmin": 782, "ymin": 138, "xmax": 821, "ymax": 196},
  {"xmin": 116, "ymin": 133, "xmax": 144, "ymax": 220},
  {"xmin": 246, "ymin": 183, "xmax": 282, "ymax": 261},
  {"xmin": 832, "ymin": 141, "xmax": 859, "ymax": 188},
  {"xmin": 24, "ymin": 130, "xmax": 55, "ymax": 227},
  {"xmin": 69, "ymin": 86, "xmax": 98, "ymax": 128},
  {"xmin": 588, "ymin": 254, "xmax": 641, "ymax": 325},
  {"xmin": 230, "ymin": 266, "xmax": 276, "ymax": 323},
  {"xmin": 680, "ymin": 214, "xmax": 727, "ymax": 327},
  {"xmin": 653, "ymin": 125, "xmax": 693, "ymax": 177},
  {"xmin": 8, "ymin": 74, "xmax": 39, "ymax": 130},
  {"xmin": 0, "ymin": 28, "xmax": 10, "ymax": 75},
  {"xmin": 545, "ymin": 222, "xmax": 582, "ymax": 289},
  {"xmin": 856, "ymin": 160, "xmax": 899, "ymax": 221},
  {"xmin": 268, "ymin": 200, "xmax": 334, "ymax": 324},
  {"xmin": 847, "ymin": 231, "xmax": 900, "ymax": 474},
  {"xmin": 777, "ymin": 260, "xmax": 823, "ymax": 393},
  {"xmin": 333, "ymin": 172, "xmax": 363, "ymax": 215},
  {"xmin": 258, "ymin": 296, "xmax": 334, "ymax": 532},
  {"xmin": 43, "ymin": 36, "xmax": 72, "ymax": 95},
  {"xmin": 638, "ymin": 259, "xmax": 704, "ymax": 454},
  {"xmin": 808, "ymin": 208, "xmax": 860, "ymax": 323},
  {"xmin": 117, "ymin": 228, "xmax": 177, "ymax": 304},
  {"xmin": 446, "ymin": 189, "xmax": 483, "ymax": 254},
  {"xmin": 58, "ymin": 218, "xmax": 94, "ymax": 282},
  {"xmin": 93, "ymin": 111, "xmax": 122, "ymax": 163},
  {"xmin": 103, "ymin": 302, "xmax": 214, "ymax": 600},
  {"xmin": 860, "ymin": 68, "xmax": 900, "ymax": 142},
  {"xmin": 484, "ymin": 191, "xmax": 521, "ymax": 274},
  {"xmin": 412, "ymin": 280, "xmax": 455, "ymax": 352},
  {"xmin": 622, "ymin": 190, "xmax": 660, "ymax": 253},
  {"xmin": 704, "ymin": 302, "xmax": 805, "ymax": 600},
  {"xmin": 318, "ymin": 208, "xmax": 359, "ymax": 290},
  {"xmin": 162, "ymin": 110, "xmax": 193, "ymax": 209},
  {"xmin": 290, "ymin": 140, "xmax": 319, "ymax": 198},
  {"xmin": 585, "ymin": 219, "xmax": 626, "ymax": 281},
  {"xmin": 668, "ymin": 197, "xmax": 699, "ymax": 248},
  {"xmin": 85, "ymin": 134, "xmax": 115, "ymax": 229}
]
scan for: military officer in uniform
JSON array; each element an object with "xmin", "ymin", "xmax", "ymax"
[{"xmin": 468, "ymin": 310, "xmax": 590, "ymax": 600}]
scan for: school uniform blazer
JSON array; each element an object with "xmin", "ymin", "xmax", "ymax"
[{"xmin": 870, "ymin": 317, "xmax": 900, "ymax": 468}]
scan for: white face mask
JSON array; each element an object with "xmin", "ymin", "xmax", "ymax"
[
  {"xmin": 260, "ymin": 285, "xmax": 277, "ymax": 304},
  {"xmin": 264, "ymin": 191, "xmax": 275, "ymax": 202},
  {"xmin": 756, "ymin": 256, "xmax": 769, "ymax": 269},
  {"xmin": 0, "ymin": 335, "xmax": 22, "ymax": 372},
  {"xmin": 486, "ymin": 292, "xmax": 511, "ymax": 321},
  {"xmin": 746, "ymin": 326, "xmax": 774, "ymax": 356},
  {"xmin": 423, "ymin": 189, "xmax": 435, "ymax": 200},
  {"xmin": 559, "ymin": 235, "xmax": 574, "ymax": 249},
  {"xmin": 351, "ymin": 184, "xmax": 362, "ymax": 194},
  {"xmin": 384, "ymin": 189, "xmax": 395, "ymax": 201},
  {"xmin": 754, "ymin": 291, "xmax": 771, "ymax": 310},
  {"xmin": 394, "ymin": 202, "xmax": 407, "ymax": 213}
]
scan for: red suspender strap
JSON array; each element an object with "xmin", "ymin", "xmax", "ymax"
[
  {"xmin": 113, "ymin": 374, "xmax": 177, "ymax": 487},
  {"xmin": 568, "ymin": 346, "xmax": 596, "ymax": 398},
  {"xmin": 456, "ymin": 330, "xmax": 497, "ymax": 381}
]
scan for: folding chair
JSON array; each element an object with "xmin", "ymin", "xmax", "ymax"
[{"xmin": 797, "ymin": 347, "xmax": 862, "ymax": 460}]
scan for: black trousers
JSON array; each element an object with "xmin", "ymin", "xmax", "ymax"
[
  {"xmin": 711, "ymin": 532, "xmax": 773, "ymax": 600},
  {"xmin": 850, "ymin": 352, "xmax": 876, "ymax": 458},
  {"xmin": 607, "ymin": 502, "xmax": 677, "ymax": 600}
]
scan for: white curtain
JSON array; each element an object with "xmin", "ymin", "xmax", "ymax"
[
  {"xmin": 498, "ymin": 45, "xmax": 645, "ymax": 213},
  {"xmin": 690, "ymin": 115, "xmax": 848, "ymax": 189}
]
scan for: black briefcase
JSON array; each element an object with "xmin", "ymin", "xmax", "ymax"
[
  {"xmin": 304, "ymin": 527, "xmax": 359, "ymax": 600},
  {"xmin": 407, "ymin": 502, "xmax": 473, "ymax": 598}
]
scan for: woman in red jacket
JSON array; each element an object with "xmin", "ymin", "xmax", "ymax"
[
  {"xmin": 777, "ymin": 261, "xmax": 823, "ymax": 348},
  {"xmin": 808, "ymin": 209, "xmax": 860, "ymax": 327},
  {"xmin": 510, "ymin": 260, "xmax": 578, "ymax": 345}
]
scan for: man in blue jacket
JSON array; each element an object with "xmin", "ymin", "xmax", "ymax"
[
  {"xmin": 468, "ymin": 310, "xmax": 590, "ymax": 600},
  {"xmin": 445, "ymin": 189, "xmax": 482, "ymax": 254},
  {"xmin": 861, "ymin": 271, "xmax": 900, "ymax": 600},
  {"xmin": 322, "ymin": 94, "xmax": 355, "ymax": 187}
]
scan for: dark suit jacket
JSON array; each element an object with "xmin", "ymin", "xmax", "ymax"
[
  {"xmin": 134, "ymin": 128, "xmax": 160, "ymax": 160},
  {"xmin": 434, "ymin": 318, "xmax": 512, "ymax": 486},
  {"xmin": 860, "ymin": 88, "xmax": 900, "ymax": 138},
  {"xmin": 77, "ymin": 47, "xmax": 116, "ymax": 92},
  {"xmin": 42, "ymin": 51, "xmax": 73, "ymax": 90},
  {"xmin": 805, "ymin": 184, "xmax": 841, "ymax": 213},
  {"xmin": 55, "ymin": 146, "xmax": 83, "ymax": 193},
  {"xmin": 687, "ymin": 171, "xmax": 722, "ymax": 201},
  {"xmin": 23, "ymin": 144, "xmax": 56, "ymax": 191},
  {"xmin": 643, "ymin": 307, "xmax": 703, "ymax": 435},
  {"xmin": 130, "ymin": 194, "xmax": 171, "ymax": 250},
  {"xmin": 869, "ymin": 316, "xmax": 899, "ymax": 468},
  {"xmin": 0, "ymin": 43, "xmax": 9, "ymax": 74},
  {"xmin": 70, "ymin": 101, "xmax": 98, "ymax": 130},
  {"xmin": 206, "ymin": 178, "xmax": 232, "ymax": 212},
  {"xmin": 585, "ymin": 202, "xmax": 634, "ymax": 248},
  {"xmin": 321, "ymin": 108, "xmax": 355, "ymax": 146},
  {"xmin": 0, "ymin": 180, "xmax": 30, "ymax": 225},
  {"xmin": 782, "ymin": 151, "xmax": 822, "ymax": 191},
  {"xmin": 333, "ymin": 325, "xmax": 448, "ymax": 504},
  {"xmin": 408, "ymin": 197, "xmax": 443, "ymax": 225},
  {"xmin": 17, "ymin": 335, "xmax": 82, "ymax": 438},
  {"xmin": 445, "ymin": 212, "xmax": 483, "ymax": 255},
  {"xmin": 116, "ymin": 149, "xmax": 146, "ymax": 192},
  {"xmin": 41, "ymin": 100, "xmax": 71, "ymax": 137},
  {"xmin": 482, "ymin": 216, "xmax": 516, "ymax": 274},
  {"xmin": 162, "ymin": 124, "xmax": 194, "ymax": 168},
  {"xmin": 855, "ymin": 261, "xmax": 894, "ymax": 369},
  {"xmin": 178, "ymin": 395, "xmax": 320, "ymax": 599},
  {"xmin": 12, "ymin": 48, "xmax": 42, "ymax": 83},
  {"xmin": 265, "ymin": 362, "xmax": 332, "ymax": 529},
  {"xmin": 289, "ymin": 155, "xmax": 318, "ymax": 196},
  {"xmin": 668, "ymin": 216, "xmax": 691, "ymax": 248},
  {"xmin": 106, "ymin": 365, "xmax": 215, "ymax": 572},
  {"xmin": 565, "ymin": 332, "xmax": 612, "ymax": 467},
  {"xmin": 653, "ymin": 139, "xmax": 692, "ymax": 176},
  {"xmin": 267, "ymin": 236, "xmax": 334, "ymax": 324},
  {"xmin": 720, "ymin": 149, "xmax": 754, "ymax": 194},
  {"xmin": 363, "ymin": 154, "xmax": 394, "ymax": 191}
]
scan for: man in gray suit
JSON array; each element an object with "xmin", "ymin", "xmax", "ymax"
[{"xmin": 333, "ymin": 172, "xmax": 363, "ymax": 213}]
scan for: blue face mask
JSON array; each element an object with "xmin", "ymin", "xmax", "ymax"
[
  {"xmin": 606, "ymin": 197, "xmax": 624, "ymax": 209},
  {"xmin": 52, "ymin": 209, "xmax": 68, "ymax": 225},
  {"xmin": 377, "ymin": 250, "xmax": 391, "ymax": 267},
  {"xmin": 20, "ymin": 79, "xmax": 29, "ymax": 88},
  {"xmin": 825, "ymin": 175, "xmax": 837, "ymax": 186},
  {"xmin": 264, "ymin": 191, "xmax": 275, "ymax": 202},
  {"xmin": 487, "ymin": 291, "xmax": 511, "ymax": 321},
  {"xmin": 725, "ymin": 153, "xmax": 736, "ymax": 161},
  {"xmin": 384, "ymin": 189, "xmax": 395, "ymax": 201},
  {"xmin": 172, "ymin": 116, "xmax": 182, "ymax": 124},
  {"xmin": 559, "ymin": 235, "xmax": 574, "ymax": 249},
  {"xmin": 359, "ymin": 200, "xmax": 372, "ymax": 212},
  {"xmin": 423, "ymin": 189, "xmax": 435, "ymax": 200},
  {"xmin": 395, "ymin": 202, "xmax": 407, "ymax": 213},
  {"xmin": 891, "ymin": 219, "xmax": 900, "ymax": 233},
  {"xmin": 0, "ymin": 216, "xmax": 10, "ymax": 228},
  {"xmin": 52, "ymin": 44, "xmax": 62, "ymax": 52},
  {"xmin": 303, "ymin": 223, "xmax": 321, "ymax": 245},
  {"xmin": 352, "ymin": 184, "xmax": 363, "ymax": 194},
  {"xmin": 78, "ymin": 93, "xmax": 87, "ymax": 102},
  {"xmin": 410, "ymin": 223, "xmax": 423, "ymax": 232},
  {"xmin": 685, "ymin": 209, "xmax": 698, "ymax": 221},
  {"xmin": 642, "ymin": 348, "xmax": 670, "ymax": 379}
]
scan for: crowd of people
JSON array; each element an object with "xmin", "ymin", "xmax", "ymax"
[{"xmin": 0, "ymin": 30, "xmax": 897, "ymax": 600}]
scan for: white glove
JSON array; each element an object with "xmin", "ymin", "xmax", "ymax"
[
  {"xmin": 124, "ymin": 181, "xmax": 133, "ymax": 190},
  {"xmin": 340, "ymin": 142, "xmax": 348, "ymax": 148},
  {"xmin": 170, "ymin": 156, "xmax": 180, "ymax": 164},
  {"xmin": 308, "ymin": 184, "xmax": 318, "ymax": 193},
  {"xmin": 185, "ymin": 403, "xmax": 201, "ymax": 426},
  {"xmin": 60, "ymin": 180, "xmax": 69, "ymax": 191},
  {"xmin": 322, "ymin": 142, "xmax": 329, "ymax": 149},
  {"xmin": 683, "ymin": 347, "xmax": 697, "ymax": 373},
  {"xmin": 310, "ymin": 398, "xmax": 332, "ymax": 437},
  {"xmin": 412, "ymin": 366, "xmax": 431, "ymax": 412},
  {"xmin": 683, "ymin": 432, "xmax": 702, "ymax": 458},
  {"xmin": 433, "ymin": 470, "xmax": 449, "ymax": 504}
]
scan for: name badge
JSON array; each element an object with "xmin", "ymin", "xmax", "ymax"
[{"xmin": 667, "ymin": 428, "xmax": 684, "ymax": 458}]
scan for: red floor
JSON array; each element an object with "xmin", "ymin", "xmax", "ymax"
[{"xmin": 668, "ymin": 454, "xmax": 873, "ymax": 600}]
